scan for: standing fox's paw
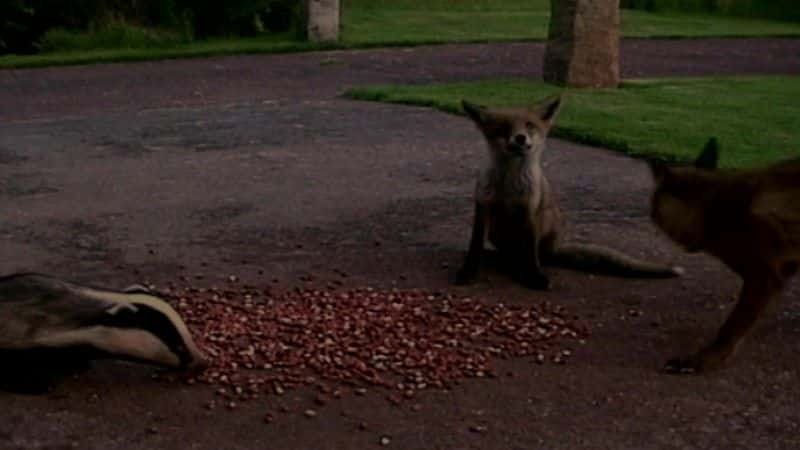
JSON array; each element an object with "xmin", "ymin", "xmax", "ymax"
[{"xmin": 664, "ymin": 348, "xmax": 729, "ymax": 375}]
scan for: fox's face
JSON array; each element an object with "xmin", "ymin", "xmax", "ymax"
[
  {"xmin": 649, "ymin": 178, "xmax": 704, "ymax": 252},
  {"xmin": 462, "ymin": 95, "xmax": 562, "ymax": 158},
  {"xmin": 648, "ymin": 138, "xmax": 720, "ymax": 252}
]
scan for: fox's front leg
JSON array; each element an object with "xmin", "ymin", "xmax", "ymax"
[
  {"xmin": 665, "ymin": 269, "xmax": 784, "ymax": 374},
  {"xmin": 455, "ymin": 202, "xmax": 488, "ymax": 285},
  {"xmin": 515, "ymin": 209, "xmax": 550, "ymax": 290}
]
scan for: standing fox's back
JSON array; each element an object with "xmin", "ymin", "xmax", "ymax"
[{"xmin": 751, "ymin": 160, "xmax": 800, "ymax": 257}]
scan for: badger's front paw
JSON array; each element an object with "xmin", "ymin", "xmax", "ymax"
[
  {"xmin": 664, "ymin": 356, "xmax": 702, "ymax": 375},
  {"xmin": 519, "ymin": 271, "xmax": 550, "ymax": 290},
  {"xmin": 454, "ymin": 266, "xmax": 478, "ymax": 285},
  {"xmin": 670, "ymin": 266, "xmax": 685, "ymax": 277}
]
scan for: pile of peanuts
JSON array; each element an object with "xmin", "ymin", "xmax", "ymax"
[{"xmin": 165, "ymin": 283, "xmax": 588, "ymax": 408}]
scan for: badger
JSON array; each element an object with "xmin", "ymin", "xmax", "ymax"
[{"xmin": 0, "ymin": 273, "xmax": 207, "ymax": 374}]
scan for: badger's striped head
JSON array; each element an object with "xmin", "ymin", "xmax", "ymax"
[{"xmin": 79, "ymin": 287, "xmax": 207, "ymax": 371}]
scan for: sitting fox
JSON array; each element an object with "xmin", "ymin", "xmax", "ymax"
[
  {"xmin": 649, "ymin": 138, "xmax": 800, "ymax": 373},
  {"xmin": 456, "ymin": 95, "xmax": 681, "ymax": 290}
]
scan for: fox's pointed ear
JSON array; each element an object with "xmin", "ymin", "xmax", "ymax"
[
  {"xmin": 695, "ymin": 137, "xmax": 719, "ymax": 170},
  {"xmin": 461, "ymin": 100, "xmax": 487, "ymax": 124},
  {"xmin": 531, "ymin": 94, "xmax": 562, "ymax": 128},
  {"xmin": 648, "ymin": 159, "xmax": 670, "ymax": 183}
]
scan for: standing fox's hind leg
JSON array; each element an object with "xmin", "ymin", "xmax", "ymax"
[{"xmin": 665, "ymin": 267, "xmax": 786, "ymax": 374}]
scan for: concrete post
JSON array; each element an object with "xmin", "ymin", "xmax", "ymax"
[
  {"xmin": 304, "ymin": 0, "xmax": 340, "ymax": 42},
  {"xmin": 543, "ymin": 0, "xmax": 620, "ymax": 88}
]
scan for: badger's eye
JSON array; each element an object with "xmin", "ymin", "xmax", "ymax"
[{"xmin": 123, "ymin": 284, "xmax": 151, "ymax": 294}]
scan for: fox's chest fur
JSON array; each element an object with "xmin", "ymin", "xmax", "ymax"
[
  {"xmin": 477, "ymin": 157, "xmax": 544, "ymax": 206},
  {"xmin": 476, "ymin": 156, "xmax": 562, "ymax": 253}
]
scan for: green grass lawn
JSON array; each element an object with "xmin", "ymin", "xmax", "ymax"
[
  {"xmin": 3, "ymin": 0, "xmax": 800, "ymax": 69},
  {"xmin": 346, "ymin": 76, "xmax": 800, "ymax": 169},
  {"xmin": 0, "ymin": 36, "xmax": 333, "ymax": 69},
  {"xmin": 342, "ymin": 0, "xmax": 800, "ymax": 46}
]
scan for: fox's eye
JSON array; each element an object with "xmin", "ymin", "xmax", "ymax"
[{"xmin": 525, "ymin": 121, "xmax": 534, "ymax": 129}]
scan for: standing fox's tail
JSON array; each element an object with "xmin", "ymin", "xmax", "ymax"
[{"xmin": 549, "ymin": 243, "xmax": 683, "ymax": 278}]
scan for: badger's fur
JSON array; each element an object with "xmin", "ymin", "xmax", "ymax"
[{"xmin": 0, "ymin": 273, "xmax": 206, "ymax": 372}]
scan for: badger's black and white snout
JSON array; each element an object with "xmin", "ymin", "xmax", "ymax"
[{"xmin": 0, "ymin": 273, "xmax": 207, "ymax": 371}]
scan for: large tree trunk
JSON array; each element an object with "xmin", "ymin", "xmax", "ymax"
[
  {"xmin": 303, "ymin": 0, "xmax": 340, "ymax": 42},
  {"xmin": 543, "ymin": 0, "xmax": 620, "ymax": 88}
]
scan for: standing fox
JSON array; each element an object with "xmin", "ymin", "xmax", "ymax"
[
  {"xmin": 649, "ymin": 138, "xmax": 800, "ymax": 373},
  {"xmin": 456, "ymin": 95, "xmax": 681, "ymax": 290}
]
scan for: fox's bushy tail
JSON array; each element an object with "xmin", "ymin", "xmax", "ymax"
[{"xmin": 549, "ymin": 243, "xmax": 683, "ymax": 278}]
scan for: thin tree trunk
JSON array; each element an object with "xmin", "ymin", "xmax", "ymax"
[
  {"xmin": 303, "ymin": 0, "xmax": 340, "ymax": 42},
  {"xmin": 543, "ymin": 0, "xmax": 620, "ymax": 88}
]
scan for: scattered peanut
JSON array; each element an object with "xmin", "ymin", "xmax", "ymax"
[{"xmin": 164, "ymin": 283, "xmax": 588, "ymax": 413}]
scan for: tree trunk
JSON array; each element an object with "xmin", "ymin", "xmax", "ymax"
[
  {"xmin": 303, "ymin": 0, "xmax": 340, "ymax": 43},
  {"xmin": 543, "ymin": 0, "xmax": 620, "ymax": 88}
]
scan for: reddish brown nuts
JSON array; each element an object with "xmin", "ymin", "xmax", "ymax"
[{"xmin": 165, "ymin": 284, "xmax": 588, "ymax": 412}]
